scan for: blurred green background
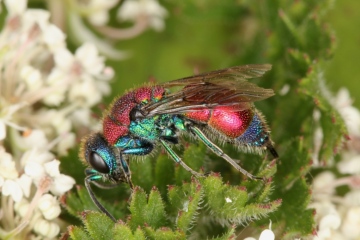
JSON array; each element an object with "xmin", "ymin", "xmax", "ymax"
[
  {"xmin": 327, "ymin": 0, "xmax": 360, "ymax": 108},
  {"xmin": 107, "ymin": 0, "xmax": 360, "ymax": 108}
]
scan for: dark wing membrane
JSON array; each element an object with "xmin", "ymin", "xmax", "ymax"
[
  {"xmin": 161, "ymin": 64, "xmax": 272, "ymax": 87},
  {"xmin": 141, "ymin": 64, "xmax": 274, "ymax": 117}
]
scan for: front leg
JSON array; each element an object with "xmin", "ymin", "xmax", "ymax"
[
  {"xmin": 116, "ymin": 136, "xmax": 154, "ymax": 156},
  {"xmin": 114, "ymin": 136, "xmax": 154, "ymax": 187}
]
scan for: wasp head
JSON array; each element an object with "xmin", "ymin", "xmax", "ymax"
[{"xmin": 80, "ymin": 133, "xmax": 126, "ymax": 183}]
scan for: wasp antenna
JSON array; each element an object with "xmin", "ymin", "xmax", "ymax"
[{"xmin": 85, "ymin": 176, "xmax": 116, "ymax": 222}]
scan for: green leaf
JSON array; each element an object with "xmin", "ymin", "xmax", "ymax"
[
  {"xmin": 62, "ymin": 184, "xmax": 128, "ymax": 221},
  {"xmin": 167, "ymin": 179, "xmax": 203, "ymax": 233},
  {"xmin": 154, "ymin": 153, "xmax": 176, "ymax": 195},
  {"xmin": 202, "ymin": 174, "xmax": 280, "ymax": 224},
  {"xmin": 113, "ymin": 223, "xmax": 146, "ymax": 240},
  {"xmin": 175, "ymin": 143, "xmax": 207, "ymax": 184},
  {"xmin": 67, "ymin": 226, "xmax": 91, "ymax": 240},
  {"xmin": 210, "ymin": 225, "xmax": 236, "ymax": 240},
  {"xmin": 128, "ymin": 187, "xmax": 167, "ymax": 230},
  {"xmin": 144, "ymin": 227, "xmax": 186, "ymax": 240},
  {"xmin": 131, "ymin": 158, "xmax": 154, "ymax": 192},
  {"xmin": 299, "ymin": 63, "xmax": 347, "ymax": 163},
  {"xmin": 268, "ymin": 138, "xmax": 314, "ymax": 237},
  {"xmin": 82, "ymin": 211, "xmax": 115, "ymax": 240},
  {"xmin": 61, "ymin": 186, "xmax": 98, "ymax": 217}
]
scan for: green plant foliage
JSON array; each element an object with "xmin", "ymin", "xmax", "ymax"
[
  {"xmin": 61, "ymin": 0, "xmax": 347, "ymax": 239},
  {"xmin": 128, "ymin": 187, "xmax": 167, "ymax": 230}
]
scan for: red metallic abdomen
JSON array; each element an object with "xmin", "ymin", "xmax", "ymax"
[
  {"xmin": 103, "ymin": 86, "xmax": 165, "ymax": 145},
  {"xmin": 185, "ymin": 107, "xmax": 254, "ymax": 138}
]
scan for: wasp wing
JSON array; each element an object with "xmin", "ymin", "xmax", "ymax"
[
  {"xmin": 141, "ymin": 64, "xmax": 274, "ymax": 117},
  {"xmin": 162, "ymin": 64, "xmax": 272, "ymax": 86}
]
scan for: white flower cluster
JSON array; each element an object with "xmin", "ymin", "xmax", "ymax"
[
  {"xmin": 117, "ymin": 0, "xmax": 168, "ymax": 31},
  {"xmin": 48, "ymin": 0, "xmax": 167, "ymax": 59},
  {"xmin": 0, "ymin": 0, "xmax": 113, "ymax": 239},
  {"xmin": 310, "ymin": 88, "xmax": 360, "ymax": 240}
]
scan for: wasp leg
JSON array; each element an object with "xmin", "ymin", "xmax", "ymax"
[
  {"xmin": 159, "ymin": 139, "xmax": 205, "ymax": 177},
  {"xmin": 85, "ymin": 175, "xmax": 117, "ymax": 222},
  {"xmin": 117, "ymin": 152, "xmax": 134, "ymax": 189},
  {"xmin": 189, "ymin": 126, "xmax": 263, "ymax": 181},
  {"xmin": 91, "ymin": 181, "xmax": 119, "ymax": 189}
]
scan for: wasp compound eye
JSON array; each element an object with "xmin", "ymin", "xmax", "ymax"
[
  {"xmin": 83, "ymin": 133, "xmax": 116, "ymax": 174},
  {"xmin": 89, "ymin": 151, "xmax": 110, "ymax": 174}
]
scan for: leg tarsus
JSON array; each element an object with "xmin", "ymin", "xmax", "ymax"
[{"xmin": 266, "ymin": 142, "xmax": 279, "ymax": 159}]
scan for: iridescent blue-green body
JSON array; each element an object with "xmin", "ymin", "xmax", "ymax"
[{"xmin": 80, "ymin": 64, "xmax": 278, "ymax": 222}]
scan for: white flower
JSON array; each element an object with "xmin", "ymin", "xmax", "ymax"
[
  {"xmin": 25, "ymin": 159, "xmax": 75, "ymax": 196},
  {"xmin": 0, "ymin": 146, "xmax": 18, "ymax": 179},
  {"xmin": 51, "ymin": 42, "xmax": 112, "ymax": 107},
  {"xmin": 0, "ymin": 2, "xmax": 111, "ymax": 238},
  {"xmin": 70, "ymin": 108, "xmax": 92, "ymax": 127},
  {"xmin": 44, "ymin": 160, "xmax": 75, "ymax": 196},
  {"xmin": 67, "ymin": 11, "xmax": 128, "ymax": 60},
  {"xmin": 117, "ymin": 0, "xmax": 168, "ymax": 31},
  {"xmin": 43, "ymin": 160, "xmax": 61, "ymax": 177},
  {"xmin": 332, "ymin": 88, "xmax": 360, "ymax": 136},
  {"xmin": 69, "ymin": 78, "xmax": 102, "ymax": 107},
  {"xmin": 14, "ymin": 198, "xmax": 31, "ymax": 218},
  {"xmin": 341, "ymin": 207, "xmax": 360, "ymax": 238},
  {"xmin": 20, "ymin": 65, "xmax": 43, "ymax": 92},
  {"xmin": 18, "ymin": 174, "xmax": 32, "ymax": 198},
  {"xmin": 42, "ymin": 69, "xmax": 68, "ymax": 106},
  {"xmin": 75, "ymin": 42, "xmax": 105, "ymax": 76},
  {"xmin": 42, "ymin": 24, "xmax": 66, "ymax": 51},
  {"xmin": 16, "ymin": 129, "xmax": 49, "ymax": 151},
  {"xmin": 312, "ymin": 171, "xmax": 336, "ymax": 200},
  {"xmin": 22, "ymin": 9, "xmax": 50, "ymax": 33},
  {"xmin": 45, "ymin": 110, "xmax": 72, "ymax": 135},
  {"xmin": 49, "ymin": 173, "xmax": 76, "ymax": 196},
  {"xmin": 310, "ymin": 201, "xmax": 341, "ymax": 239},
  {"xmin": 337, "ymin": 152, "xmax": 360, "ymax": 175},
  {"xmin": 38, "ymin": 194, "xmax": 61, "ymax": 220},
  {"xmin": 343, "ymin": 190, "xmax": 360, "ymax": 206},
  {"xmin": 85, "ymin": 0, "xmax": 119, "ymax": 26},
  {"xmin": 34, "ymin": 218, "xmax": 60, "ymax": 238},
  {"xmin": 4, "ymin": 0, "xmax": 27, "ymax": 16},
  {"xmin": 54, "ymin": 42, "xmax": 109, "ymax": 79},
  {"xmin": 0, "ymin": 120, "xmax": 5, "ymax": 140},
  {"xmin": 56, "ymin": 133, "xmax": 76, "ymax": 156},
  {"xmin": 2, "ymin": 179, "xmax": 24, "ymax": 202},
  {"xmin": 21, "ymin": 148, "xmax": 55, "ymax": 168},
  {"xmin": 53, "ymin": 48, "xmax": 75, "ymax": 72},
  {"xmin": 25, "ymin": 161, "xmax": 46, "ymax": 179}
]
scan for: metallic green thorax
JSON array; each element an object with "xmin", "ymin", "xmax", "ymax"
[{"xmin": 129, "ymin": 114, "xmax": 185, "ymax": 141}]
